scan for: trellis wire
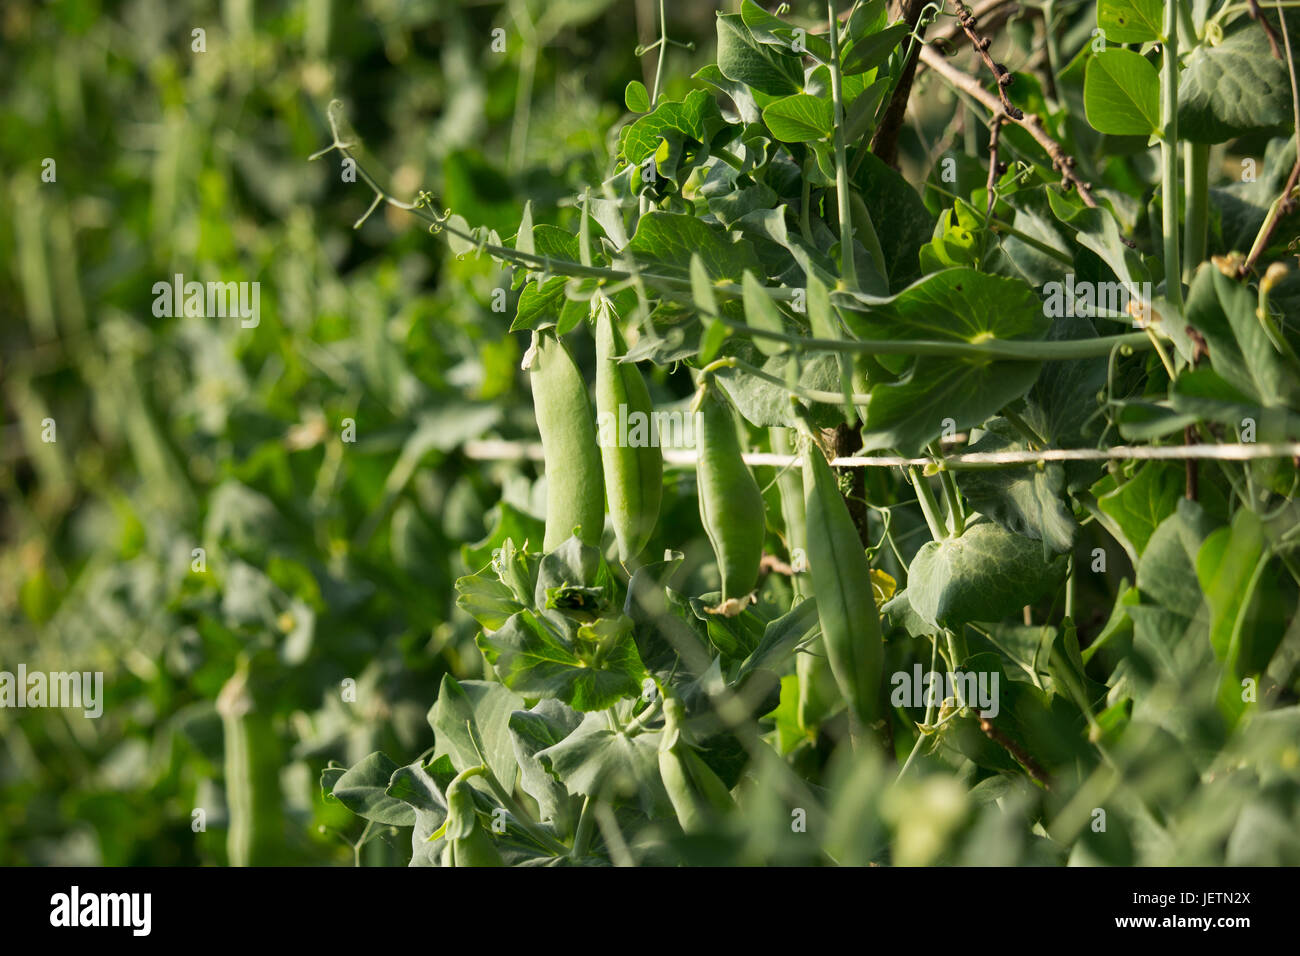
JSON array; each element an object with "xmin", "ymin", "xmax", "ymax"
[{"xmin": 464, "ymin": 439, "xmax": 1300, "ymax": 472}]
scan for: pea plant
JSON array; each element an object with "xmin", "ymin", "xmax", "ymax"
[{"xmin": 318, "ymin": 0, "xmax": 1300, "ymax": 865}]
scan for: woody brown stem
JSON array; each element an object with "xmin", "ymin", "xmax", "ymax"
[
  {"xmin": 869, "ymin": 0, "xmax": 931, "ymax": 167},
  {"xmin": 979, "ymin": 716, "xmax": 1051, "ymax": 789}
]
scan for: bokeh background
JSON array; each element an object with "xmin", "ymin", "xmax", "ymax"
[{"xmin": 0, "ymin": 0, "xmax": 733, "ymax": 866}]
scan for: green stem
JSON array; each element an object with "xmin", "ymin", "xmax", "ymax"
[
  {"xmin": 1001, "ymin": 407, "xmax": 1048, "ymax": 448},
  {"xmin": 828, "ymin": 0, "xmax": 860, "ymax": 289},
  {"xmin": 1160, "ymin": 5, "xmax": 1184, "ymax": 312},
  {"xmin": 909, "ymin": 467, "xmax": 948, "ymax": 541},
  {"xmin": 570, "ymin": 795, "xmax": 596, "ymax": 859},
  {"xmin": 1183, "ymin": 142, "xmax": 1209, "ymax": 281},
  {"xmin": 650, "ymin": 0, "xmax": 669, "ymax": 106},
  {"xmin": 929, "ymin": 442, "xmax": 965, "ymax": 536},
  {"xmin": 715, "ymin": 318, "xmax": 1157, "ymax": 360}
]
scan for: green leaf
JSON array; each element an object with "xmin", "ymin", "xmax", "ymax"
[
  {"xmin": 625, "ymin": 79, "xmax": 650, "ymax": 113},
  {"xmin": 1180, "ymin": 263, "xmax": 1300, "ymax": 411},
  {"xmin": 1097, "ymin": 462, "xmax": 1185, "ymax": 557},
  {"xmin": 1179, "ymin": 26, "xmax": 1296, "ymax": 144},
  {"xmin": 536, "ymin": 711, "xmax": 670, "ymax": 815},
  {"xmin": 1097, "ymin": 0, "xmax": 1164, "ymax": 44},
  {"xmin": 741, "ymin": 0, "xmax": 832, "ymax": 61},
  {"xmin": 1084, "ymin": 49, "xmax": 1161, "ymax": 137},
  {"xmin": 762, "ymin": 93, "xmax": 833, "ymax": 142},
  {"xmin": 907, "ymin": 520, "xmax": 1068, "ymax": 629},
  {"xmin": 741, "ymin": 270, "xmax": 786, "ymax": 355},
  {"xmin": 331, "ymin": 752, "xmax": 417, "ymax": 826},
  {"xmin": 840, "ymin": 21, "xmax": 909, "ymax": 75},
  {"xmin": 622, "ymin": 89, "xmax": 726, "ymax": 164},
  {"xmin": 844, "ymin": 269, "xmax": 1050, "ymax": 454},
  {"xmin": 477, "ymin": 609, "xmax": 647, "ymax": 711},
  {"xmin": 959, "ymin": 426, "xmax": 1078, "ymax": 555},
  {"xmin": 739, "ymin": 596, "xmax": 820, "ymax": 678},
  {"xmin": 509, "ymin": 700, "xmax": 583, "ymax": 834},
  {"xmin": 455, "ymin": 570, "xmax": 524, "ymax": 632},
  {"xmin": 716, "ymin": 13, "xmax": 804, "ymax": 96},
  {"xmin": 427, "ymin": 676, "xmax": 525, "ymax": 789},
  {"xmin": 626, "ymin": 211, "xmax": 762, "ymax": 282},
  {"xmin": 1197, "ymin": 508, "xmax": 1267, "ymax": 659}
]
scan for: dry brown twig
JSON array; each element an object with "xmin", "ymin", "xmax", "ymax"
[
  {"xmin": 919, "ymin": 42, "xmax": 1098, "ymax": 206},
  {"xmin": 1247, "ymin": 0, "xmax": 1284, "ymax": 60},
  {"xmin": 956, "ymin": 2, "xmax": 1023, "ymax": 119}
]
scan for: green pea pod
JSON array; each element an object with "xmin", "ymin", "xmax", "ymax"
[
  {"xmin": 658, "ymin": 697, "xmax": 732, "ymax": 834},
  {"xmin": 217, "ymin": 661, "xmax": 282, "ymax": 867},
  {"xmin": 595, "ymin": 305, "xmax": 662, "ymax": 563},
  {"xmin": 801, "ymin": 437, "xmax": 884, "ymax": 730},
  {"xmin": 770, "ymin": 427, "xmax": 807, "ymax": 600},
  {"xmin": 444, "ymin": 770, "xmax": 503, "ymax": 867},
  {"xmin": 695, "ymin": 384, "xmax": 765, "ymax": 611},
  {"xmin": 529, "ymin": 332, "xmax": 605, "ymax": 552},
  {"xmin": 773, "ymin": 428, "xmax": 838, "ymax": 729}
]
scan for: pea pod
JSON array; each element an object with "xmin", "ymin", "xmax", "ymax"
[
  {"xmin": 772, "ymin": 428, "xmax": 838, "ymax": 729},
  {"xmin": 658, "ymin": 696, "xmax": 733, "ymax": 834},
  {"xmin": 595, "ymin": 304, "xmax": 662, "ymax": 563},
  {"xmin": 443, "ymin": 769, "xmax": 503, "ymax": 867},
  {"xmin": 801, "ymin": 434, "xmax": 884, "ymax": 732},
  {"xmin": 529, "ymin": 332, "xmax": 605, "ymax": 552},
  {"xmin": 695, "ymin": 383, "xmax": 765, "ymax": 612},
  {"xmin": 217, "ymin": 660, "xmax": 283, "ymax": 867}
]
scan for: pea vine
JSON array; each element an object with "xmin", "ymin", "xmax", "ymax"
[{"xmin": 319, "ymin": 0, "xmax": 1300, "ymax": 867}]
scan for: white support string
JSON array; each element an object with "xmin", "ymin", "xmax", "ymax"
[{"xmin": 463, "ymin": 439, "xmax": 1300, "ymax": 471}]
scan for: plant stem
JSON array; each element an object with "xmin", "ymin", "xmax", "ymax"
[
  {"xmin": 1183, "ymin": 142, "xmax": 1209, "ymax": 281},
  {"xmin": 649, "ymin": 0, "xmax": 669, "ymax": 107},
  {"xmin": 715, "ymin": 318, "xmax": 1156, "ymax": 360},
  {"xmin": 828, "ymin": 0, "xmax": 860, "ymax": 289},
  {"xmin": 1160, "ymin": 4, "xmax": 1184, "ymax": 312},
  {"xmin": 929, "ymin": 442, "xmax": 966, "ymax": 535},
  {"xmin": 909, "ymin": 467, "xmax": 947, "ymax": 540},
  {"xmin": 570, "ymin": 795, "xmax": 596, "ymax": 859}
]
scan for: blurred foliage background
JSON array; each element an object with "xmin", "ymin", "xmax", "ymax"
[
  {"xmin": 4, "ymin": 0, "xmax": 1298, "ymax": 868},
  {"xmin": 0, "ymin": 0, "xmax": 727, "ymax": 866}
]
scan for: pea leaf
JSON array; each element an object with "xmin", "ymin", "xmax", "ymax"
[
  {"xmin": 625, "ymin": 79, "xmax": 650, "ymax": 113},
  {"xmin": 741, "ymin": 270, "xmax": 786, "ymax": 355},
  {"xmin": 840, "ymin": 21, "xmax": 909, "ymax": 76},
  {"xmin": 762, "ymin": 93, "xmax": 833, "ymax": 143},
  {"xmin": 908, "ymin": 520, "xmax": 1068, "ymax": 629},
  {"xmin": 622, "ymin": 89, "xmax": 726, "ymax": 164},
  {"xmin": 959, "ymin": 426, "xmax": 1078, "ymax": 556},
  {"xmin": 740, "ymin": 0, "xmax": 832, "ymax": 61},
  {"xmin": 843, "ymin": 269, "xmax": 1049, "ymax": 454},
  {"xmin": 1097, "ymin": 461, "xmax": 1185, "ymax": 557},
  {"xmin": 716, "ymin": 13, "xmax": 804, "ymax": 96},
  {"xmin": 331, "ymin": 752, "xmax": 417, "ymax": 826},
  {"xmin": 477, "ymin": 610, "xmax": 647, "ymax": 711},
  {"xmin": 1084, "ymin": 49, "xmax": 1161, "ymax": 137},
  {"xmin": 509, "ymin": 700, "xmax": 583, "ymax": 834},
  {"xmin": 1178, "ymin": 25, "xmax": 1296, "ymax": 143},
  {"xmin": 1097, "ymin": 0, "xmax": 1164, "ymax": 44},
  {"xmin": 536, "ymin": 711, "xmax": 670, "ymax": 815},
  {"xmin": 427, "ymin": 675, "xmax": 525, "ymax": 789},
  {"xmin": 626, "ymin": 211, "xmax": 762, "ymax": 281}
]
